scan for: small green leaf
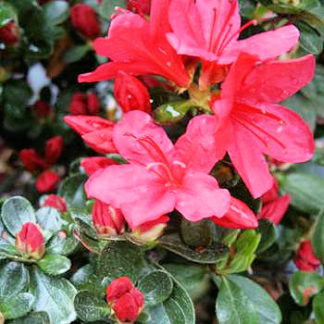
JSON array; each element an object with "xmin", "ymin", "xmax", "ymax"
[
  {"xmin": 36, "ymin": 207, "xmax": 66, "ymax": 235},
  {"xmin": 216, "ymin": 277, "xmax": 258, "ymax": 324},
  {"xmin": 98, "ymin": 0, "xmax": 126, "ymax": 19},
  {"xmin": 297, "ymin": 21, "xmax": 323, "ymax": 54},
  {"xmin": 8, "ymin": 311, "xmax": 50, "ymax": 324},
  {"xmin": 313, "ymin": 290, "xmax": 324, "ymax": 323},
  {"xmin": 257, "ymin": 219, "xmax": 278, "ymax": 254},
  {"xmin": 46, "ymin": 231, "xmax": 79, "ymax": 256},
  {"xmin": 74, "ymin": 291, "xmax": 110, "ymax": 322},
  {"xmin": 138, "ymin": 270, "xmax": 174, "ymax": 306},
  {"xmin": 180, "ymin": 219, "xmax": 213, "ymax": 248},
  {"xmin": 312, "ymin": 210, "xmax": 324, "ymax": 264},
  {"xmin": 42, "ymin": 0, "xmax": 70, "ymax": 25},
  {"xmin": 289, "ymin": 271, "xmax": 324, "ymax": 306},
  {"xmin": 63, "ymin": 45, "xmax": 91, "ymax": 64},
  {"xmin": 1, "ymin": 196, "xmax": 36, "ymax": 236},
  {"xmin": 30, "ymin": 267, "xmax": 77, "ymax": 324},
  {"xmin": 0, "ymin": 293, "xmax": 34, "ymax": 320},
  {"xmin": 0, "ymin": 3, "xmax": 17, "ymax": 27},
  {"xmin": 154, "ymin": 101, "xmax": 193, "ymax": 124},
  {"xmin": 37, "ymin": 254, "xmax": 71, "ymax": 276},
  {"xmin": 0, "ymin": 262, "xmax": 29, "ymax": 300}
]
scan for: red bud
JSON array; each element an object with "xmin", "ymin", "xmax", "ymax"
[
  {"xmin": 81, "ymin": 157, "xmax": 117, "ymax": 176},
  {"xmin": 69, "ymin": 92, "xmax": 87, "ymax": 115},
  {"xmin": 294, "ymin": 240, "xmax": 320, "ymax": 272},
  {"xmin": 35, "ymin": 170, "xmax": 60, "ymax": 193},
  {"xmin": 15, "ymin": 223, "xmax": 45, "ymax": 260},
  {"xmin": 114, "ymin": 72, "xmax": 151, "ymax": 114},
  {"xmin": 32, "ymin": 100, "xmax": 52, "ymax": 118},
  {"xmin": 0, "ymin": 21, "xmax": 19, "ymax": 45},
  {"xmin": 44, "ymin": 136, "xmax": 63, "ymax": 165},
  {"xmin": 126, "ymin": 0, "xmax": 151, "ymax": 15},
  {"xmin": 70, "ymin": 4, "xmax": 101, "ymax": 38},
  {"xmin": 41, "ymin": 194, "xmax": 67, "ymax": 213},
  {"xmin": 87, "ymin": 92, "xmax": 100, "ymax": 115},
  {"xmin": 92, "ymin": 200, "xmax": 124, "ymax": 237},
  {"xmin": 19, "ymin": 149, "xmax": 46, "ymax": 172},
  {"xmin": 106, "ymin": 276, "xmax": 134, "ymax": 302}
]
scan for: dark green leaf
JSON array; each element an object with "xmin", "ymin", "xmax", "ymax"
[
  {"xmin": 8, "ymin": 311, "xmax": 50, "ymax": 324},
  {"xmin": 312, "ymin": 210, "xmax": 324, "ymax": 264},
  {"xmin": 180, "ymin": 219, "xmax": 213, "ymax": 248},
  {"xmin": 1, "ymin": 196, "xmax": 36, "ymax": 236},
  {"xmin": 257, "ymin": 219, "xmax": 278, "ymax": 253},
  {"xmin": 37, "ymin": 254, "xmax": 71, "ymax": 276},
  {"xmin": 74, "ymin": 291, "xmax": 110, "ymax": 322},
  {"xmin": 313, "ymin": 291, "xmax": 324, "ymax": 323},
  {"xmin": 42, "ymin": 0, "xmax": 70, "ymax": 25},
  {"xmin": 98, "ymin": 0, "xmax": 126, "ymax": 19},
  {"xmin": 0, "ymin": 293, "xmax": 34, "ymax": 320},
  {"xmin": 46, "ymin": 231, "xmax": 79, "ymax": 256},
  {"xmin": 297, "ymin": 21, "xmax": 323, "ymax": 54},
  {"xmin": 63, "ymin": 45, "xmax": 91, "ymax": 64},
  {"xmin": 138, "ymin": 270, "xmax": 173, "ymax": 306},
  {"xmin": 30, "ymin": 267, "xmax": 77, "ymax": 324}
]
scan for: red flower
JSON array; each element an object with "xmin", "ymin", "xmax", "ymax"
[
  {"xmin": 258, "ymin": 179, "xmax": 291, "ymax": 225},
  {"xmin": 41, "ymin": 194, "xmax": 67, "ymax": 213},
  {"xmin": 106, "ymin": 277, "xmax": 144, "ymax": 323},
  {"xmin": 81, "ymin": 157, "xmax": 117, "ymax": 176},
  {"xmin": 114, "ymin": 72, "xmax": 151, "ymax": 113},
  {"xmin": 211, "ymin": 197, "xmax": 258, "ymax": 229},
  {"xmin": 92, "ymin": 200, "xmax": 125, "ymax": 237},
  {"xmin": 126, "ymin": 0, "xmax": 151, "ymax": 15},
  {"xmin": 69, "ymin": 92, "xmax": 87, "ymax": 115},
  {"xmin": 294, "ymin": 240, "xmax": 320, "ymax": 272},
  {"xmin": 78, "ymin": 0, "xmax": 190, "ymax": 88},
  {"xmin": 70, "ymin": 4, "xmax": 101, "ymax": 38},
  {"xmin": 87, "ymin": 92, "xmax": 100, "ymax": 115},
  {"xmin": 0, "ymin": 21, "xmax": 19, "ymax": 45},
  {"xmin": 15, "ymin": 223, "xmax": 45, "ymax": 260},
  {"xmin": 35, "ymin": 170, "xmax": 60, "ymax": 193},
  {"xmin": 44, "ymin": 136, "xmax": 64, "ymax": 165},
  {"xmin": 19, "ymin": 149, "xmax": 46, "ymax": 172},
  {"xmin": 32, "ymin": 100, "xmax": 52, "ymax": 118},
  {"xmin": 64, "ymin": 115, "xmax": 116, "ymax": 154}
]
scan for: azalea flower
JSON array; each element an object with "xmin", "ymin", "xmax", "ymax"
[
  {"xmin": 85, "ymin": 111, "xmax": 230, "ymax": 229},
  {"xmin": 183, "ymin": 54, "xmax": 315, "ymax": 198},
  {"xmin": 78, "ymin": 0, "xmax": 190, "ymax": 88},
  {"xmin": 167, "ymin": 0, "xmax": 300, "ymax": 88}
]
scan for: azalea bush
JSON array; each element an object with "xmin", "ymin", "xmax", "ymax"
[{"xmin": 1, "ymin": 0, "xmax": 324, "ymax": 323}]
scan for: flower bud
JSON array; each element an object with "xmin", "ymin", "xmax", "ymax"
[
  {"xmin": 92, "ymin": 200, "xmax": 125, "ymax": 237},
  {"xmin": 0, "ymin": 21, "xmax": 19, "ymax": 45},
  {"xmin": 87, "ymin": 92, "xmax": 100, "ymax": 115},
  {"xmin": 35, "ymin": 170, "xmax": 60, "ymax": 193},
  {"xmin": 44, "ymin": 136, "xmax": 63, "ymax": 165},
  {"xmin": 32, "ymin": 100, "xmax": 52, "ymax": 118},
  {"xmin": 15, "ymin": 223, "xmax": 45, "ymax": 260},
  {"xmin": 19, "ymin": 149, "xmax": 46, "ymax": 172},
  {"xmin": 70, "ymin": 4, "xmax": 101, "ymax": 38},
  {"xmin": 114, "ymin": 72, "xmax": 151, "ymax": 114},
  {"xmin": 294, "ymin": 240, "xmax": 320, "ymax": 272},
  {"xmin": 81, "ymin": 157, "xmax": 117, "ymax": 176},
  {"xmin": 69, "ymin": 92, "xmax": 87, "ymax": 115},
  {"xmin": 126, "ymin": 0, "xmax": 151, "ymax": 15},
  {"xmin": 131, "ymin": 215, "xmax": 169, "ymax": 244},
  {"xmin": 212, "ymin": 197, "xmax": 258, "ymax": 229},
  {"xmin": 106, "ymin": 276, "xmax": 144, "ymax": 323},
  {"xmin": 41, "ymin": 194, "xmax": 67, "ymax": 213}
]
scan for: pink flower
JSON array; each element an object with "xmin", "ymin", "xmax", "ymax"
[
  {"xmin": 44, "ymin": 136, "xmax": 64, "ymax": 165},
  {"xmin": 41, "ymin": 194, "xmax": 67, "ymax": 213},
  {"xmin": 294, "ymin": 240, "xmax": 320, "ymax": 272},
  {"xmin": 92, "ymin": 200, "xmax": 125, "ymax": 237},
  {"xmin": 15, "ymin": 223, "xmax": 45, "ymax": 260},
  {"xmin": 106, "ymin": 277, "xmax": 144, "ymax": 323},
  {"xmin": 35, "ymin": 170, "xmax": 60, "ymax": 193},
  {"xmin": 114, "ymin": 71, "xmax": 151, "ymax": 113},
  {"xmin": 78, "ymin": 0, "xmax": 190, "ymax": 88},
  {"xmin": 64, "ymin": 115, "xmax": 116, "ymax": 154},
  {"xmin": 185, "ymin": 53, "xmax": 315, "ymax": 198},
  {"xmin": 85, "ymin": 111, "xmax": 230, "ymax": 229},
  {"xmin": 167, "ymin": 0, "xmax": 300, "ymax": 88},
  {"xmin": 81, "ymin": 157, "xmax": 118, "ymax": 176},
  {"xmin": 258, "ymin": 179, "xmax": 291, "ymax": 225}
]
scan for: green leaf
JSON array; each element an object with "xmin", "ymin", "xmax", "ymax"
[
  {"xmin": 63, "ymin": 45, "xmax": 91, "ymax": 64},
  {"xmin": 0, "ymin": 262, "xmax": 29, "ymax": 300},
  {"xmin": 98, "ymin": 0, "xmax": 126, "ymax": 19},
  {"xmin": 289, "ymin": 271, "xmax": 324, "ymax": 306},
  {"xmin": 30, "ymin": 267, "xmax": 77, "ymax": 324},
  {"xmin": 257, "ymin": 219, "xmax": 278, "ymax": 254},
  {"xmin": 1, "ymin": 196, "xmax": 36, "ymax": 236},
  {"xmin": 8, "ymin": 311, "xmax": 50, "ymax": 324},
  {"xmin": 46, "ymin": 231, "xmax": 79, "ymax": 256},
  {"xmin": 74, "ymin": 291, "xmax": 110, "ymax": 322},
  {"xmin": 0, "ymin": 3, "xmax": 17, "ymax": 27},
  {"xmin": 216, "ymin": 277, "xmax": 258, "ymax": 324},
  {"xmin": 312, "ymin": 210, "xmax": 324, "ymax": 264},
  {"xmin": 42, "ymin": 0, "xmax": 70, "ymax": 25},
  {"xmin": 58, "ymin": 174, "xmax": 87, "ymax": 209},
  {"xmin": 154, "ymin": 101, "xmax": 193, "ymax": 124},
  {"xmin": 159, "ymin": 233, "xmax": 227, "ymax": 264},
  {"xmin": 36, "ymin": 207, "xmax": 66, "ymax": 236},
  {"xmin": 37, "ymin": 254, "xmax": 71, "ymax": 276},
  {"xmin": 180, "ymin": 219, "xmax": 213, "ymax": 248},
  {"xmin": 138, "ymin": 270, "xmax": 174, "ymax": 306},
  {"xmin": 229, "ymin": 275, "xmax": 282, "ymax": 324},
  {"xmin": 98, "ymin": 241, "xmax": 146, "ymax": 281},
  {"xmin": 0, "ymin": 293, "xmax": 34, "ymax": 320},
  {"xmin": 279, "ymin": 173, "xmax": 324, "ymax": 214},
  {"xmin": 313, "ymin": 291, "xmax": 324, "ymax": 323},
  {"xmin": 297, "ymin": 21, "xmax": 323, "ymax": 54}
]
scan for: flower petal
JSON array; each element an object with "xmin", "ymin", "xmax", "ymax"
[
  {"xmin": 113, "ymin": 111, "xmax": 175, "ymax": 165},
  {"xmin": 85, "ymin": 165, "xmax": 175, "ymax": 229},
  {"xmin": 175, "ymin": 171, "xmax": 230, "ymax": 221},
  {"xmin": 82, "ymin": 128, "xmax": 116, "ymax": 154}
]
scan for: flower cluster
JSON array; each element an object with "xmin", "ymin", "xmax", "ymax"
[{"xmin": 65, "ymin": 0, "xmax": 315, "ymax": 236}]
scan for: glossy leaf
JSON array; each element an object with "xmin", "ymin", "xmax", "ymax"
[
  {"xmin": 0, "ymin": 293, "xmax": 34, "ymax": 320},
  {"xmin": 9, "ymin": 311, "xmax": 50, "ymax": 324},
  {"xmin": 43, "ymin": 0, "xmax": 70, "ymax": 25},
  {"xmin": 37, "ymin": 254, "xmax": 71, "ymax": 276},
  {"xmin": 312, "ymin": 209, "xmax": 324, "ymax": 264}
]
